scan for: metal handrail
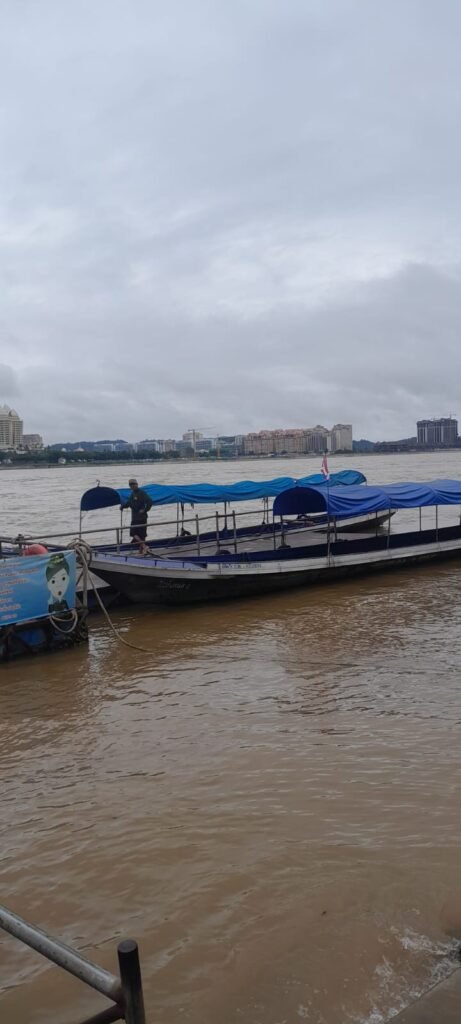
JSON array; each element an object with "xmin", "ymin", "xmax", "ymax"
[
  {"xmin": 0, "ymin": 905, "xmax": 146, "ymax": 1024},
  {"xmin": 0, "ymin": 504, "xmax": 270, "ymax": 546}
]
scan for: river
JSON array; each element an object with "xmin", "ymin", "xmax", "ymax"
[{"xmin": 1, "ymin": 452, "xmax": 461, "ymax": 1023}]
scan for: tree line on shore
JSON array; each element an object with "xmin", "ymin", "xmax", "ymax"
[{"xmin": 0, "ymin": 447, "xmax": 222, "ymax": 466}]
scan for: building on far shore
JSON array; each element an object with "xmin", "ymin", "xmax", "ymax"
[
  {"xmin": 43, "ymin": 426, "xmax": 353, "ymax": 460},
  {"xmin": 22, "ymin": 433, "xmax": 43, "ymax": 450},
  {"xmin": 0, "ymin": 406, "xmax": 23, "ymax": 450},
  {"xmin": 374, "ymin": 437, "xmax": 417, "ymax": 453},
  {"xmin": 243, "ymin": 423, "xmax": 352, "ymax": 456},
  {"xmin": 416, "ymin": 417, "xmax": 458, "ymax": 447},
  {"xmin": 331, "ymin": 424, "xmax": 353, "ymax": 452}
]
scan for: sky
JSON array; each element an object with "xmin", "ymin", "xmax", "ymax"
[{"xmin": 1, "ymin": 0, "xmax": 461, "ymax": 443}]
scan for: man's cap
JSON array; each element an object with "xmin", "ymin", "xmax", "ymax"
[{"xmin": 128, "ymin": 478, "xmax": 138, "ymax": 485}]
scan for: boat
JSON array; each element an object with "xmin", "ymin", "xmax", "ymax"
[
  {"xmin": 0, "ymin": 468, "xmax": 386, "ymax": 613},
  {"xmin": 78, "ymin": 468, "xmax": 391, "ymax": 561},
  {"xmin": 87, "ymin": 479, "xmax": 461, "ymax": 606}
]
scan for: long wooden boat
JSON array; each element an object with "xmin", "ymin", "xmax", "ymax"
[
  {"xmin": 0, "ymin": 469, "xmax": 385, "ymax": 613},
  {"xmin": 79, "ymin": 468, "xmax": 388, "ymax": 560},
  {"xmin": 88, "ymin": 479, "xmax": 461, "ymax": 606}
]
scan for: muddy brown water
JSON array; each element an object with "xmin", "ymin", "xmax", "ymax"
[{"xmin": 1, "ymin": 453, "xmax": 461, "ymax": 1024}]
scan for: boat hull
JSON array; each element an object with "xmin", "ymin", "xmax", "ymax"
[{"xmin": 90, "ymin": 525, "xmax": 461, "ymax": 607}]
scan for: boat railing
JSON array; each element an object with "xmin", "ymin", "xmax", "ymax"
[
  {"xmin": 112, "ymin": 504, "xmax": 274, "ymax": 551},
  {"xmin": 0, "ymin": 903, "xmax": 146, "ymax": 1024},
  {"xmin": 0, "ymin": 506, "xmax": 394, "ymax": 562},
  {"xmin": 0, "ymin": 503, "xmax": 278, "ymax": 558}
]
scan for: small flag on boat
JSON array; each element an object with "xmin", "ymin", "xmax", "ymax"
[{"xmin": 321, "ymin": 454, "xmax": 330, "ymax": 480}]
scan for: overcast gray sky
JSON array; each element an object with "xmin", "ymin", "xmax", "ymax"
[{"xmin": 1, "ymin": 0, "xmax": 461, "ymax": 442}]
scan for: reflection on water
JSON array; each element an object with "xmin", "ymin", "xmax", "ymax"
[{"xmin": 1, "ymin": 454, "xmax": 461, "ymax": 1023}]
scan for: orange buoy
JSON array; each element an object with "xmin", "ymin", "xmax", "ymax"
[{"xmin": 24, "ymin": 544, "xmax": 48, "ymax": 555}]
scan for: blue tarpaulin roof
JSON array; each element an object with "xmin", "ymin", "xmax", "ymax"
[
  {"xmin": 273, "ymin": 479, "xmax": 461, "ymax": 518},
  {"xmin": 80, "ymin": 469, "xmax": 366, "ymax": 511}
]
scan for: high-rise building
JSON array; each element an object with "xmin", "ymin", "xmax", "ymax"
[
  {"xmin": 417, "ymin": 417, "xmax": 458, "ymax": 447},
  {"xmin": 331, "ymin": 424, "xmax": 353, "ymax": 452},
  {"xmin": 305, "ymin": 426, "xmax": 331, "ymax": 453},
  {"xmin": 0, "ymin": 406, "xmax": 23, "ymax": 450}
]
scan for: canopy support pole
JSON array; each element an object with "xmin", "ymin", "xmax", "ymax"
[
  {"xmin": 195, "ymin": 515, "xmax": 201, "ymax": 556},
  {"xmin": 224, "ymin": 502, "xmax": 228, "ymax": 531},
  {"xmin": 327, "ymin": 516, "xmax": 331, "ymax": 566},
  {"xmin": 436, "ymin": 505, "xmax": 439, "ymax": 542},
  {"xmin": 233, "ymin": 512, "xmax": 238, "ymax": 554},
  {"xmin": 280, "ymin": 516, "xmax": 287, "ymax": 548},
  {"xmin": 176, "ymin": 504, "xmax": 179, "ymax": 538},
  {"xmin": 215, "ymin": 512, "xmax": 220, "ymax": 553},
  {"xmin": 120, "ymin": 508, "xmax": 124, "ymax": 547},
  {"xmin": 387, "ymin": 508, "xmax": 391, "ymax": 549}
]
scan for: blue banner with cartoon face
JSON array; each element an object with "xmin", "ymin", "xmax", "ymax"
[{"xmin": 0, "ymin": 551, "xmax": 77, "ymax": 626}]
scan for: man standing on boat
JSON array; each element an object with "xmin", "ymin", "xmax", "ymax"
[{"xmin": 122, "ymin": 479, "xmax": 153, "ymax": 554}]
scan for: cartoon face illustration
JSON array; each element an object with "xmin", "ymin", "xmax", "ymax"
[
  {"xmin": 48, "ymin": 567, "xmax": 69, "ymax": 599},
  {"xmin": 46, "ymin": 554, "xmax": 71, "ymax": 610}
]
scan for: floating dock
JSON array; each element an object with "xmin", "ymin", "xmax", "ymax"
[
  {"xmin": 393, "ymin": 968, "xmax": 461, "ymax": 1023},
  {"xmin": 0, "ymin": 547, "xmax": 88, "ymax": 661},
  {"xmin": 0, "ymin": 902, "xmax": 146, "ymax": 1023}
]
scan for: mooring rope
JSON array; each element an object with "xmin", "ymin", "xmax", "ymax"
[
  {"xmin": 49, "ymin": 609, "xmax": 79, "ymax": 634},
  {"xmin": 66, "ymin": 538, "xmax": 157, "ymax": 655},
  {"xmin": 89, "ymin": 577, "xmax": 158, "ymax": 654}
]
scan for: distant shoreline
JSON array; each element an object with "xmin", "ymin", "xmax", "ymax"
[{"xmin": 0, "ymin": 449, "xmax": 459, "ymax": 470}]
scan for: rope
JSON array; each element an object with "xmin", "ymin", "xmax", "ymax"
[
  {"xmin": 49, "ymin": 609, "xmax": 79, "ymax": 634},
  {"xmin": 66, "ymin": 538, "xmax": 92, "ymax": 565},
  {"xmin": 68, "ymin": 537, "xmax": 157, "ymax": 653},
  {"xmin": 89, "ymin": 575, "xmax": 158, "ymax": 654}
]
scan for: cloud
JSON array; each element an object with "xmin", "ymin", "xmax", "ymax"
[{"xmin": 1, "ymin": 0, "xmax": 461, "ymax": 441}]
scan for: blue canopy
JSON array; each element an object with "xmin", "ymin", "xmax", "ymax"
[
  {"xmin": 79, "ymin": 486, "xmax": 121, "ymax": 512},
  {"xmin": 80, "ymin": 469, "xmax": 366, "ymax": 511},
  {"xmin": 273, "ymin": 479, "xmax": 461, "ymax": 518}
]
